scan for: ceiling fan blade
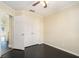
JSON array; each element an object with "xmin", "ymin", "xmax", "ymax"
[
  {"xmin": 44, "ymin": 1, "xmax": 47, "ymax": 8},
  {"xmin": 32, "ymin": 1, "xmax": 40, "ymax": 6}
]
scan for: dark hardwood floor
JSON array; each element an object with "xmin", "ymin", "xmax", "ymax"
[
  {"xmin": 1, "ymin": 49, "xmax": 24, "ymax": 58},
  {"xmin": 1, "ymin": 44, "xmax": 79, "ymax": 58}
]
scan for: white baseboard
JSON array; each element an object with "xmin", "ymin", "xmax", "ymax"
[
  {"xmin": 38, "ymin": 41, "xmax": 44, "ymax": 44},
  {"xmin": 44, "ymin": 42, "xmax": 79, "ymax": 57},
  {"xmin": 8, "ymin": 44, "xmax": 12, "ymax": 48},
  {"xmin": 24, "ymin": 41, "xmax": 44, "ymax": 47}
]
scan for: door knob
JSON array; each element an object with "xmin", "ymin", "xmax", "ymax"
[
  {"xmin": 32, "ymin": 32, "xmax": 34, "ymax": 35},
  {"xmin": 22, "ymin": 33, "xmax": 24, "ymax": 36}
]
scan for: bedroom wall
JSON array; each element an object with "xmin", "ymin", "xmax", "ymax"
[{"xmin": 44, "ymin": 5, "xmax": 79, "ymax": 56}]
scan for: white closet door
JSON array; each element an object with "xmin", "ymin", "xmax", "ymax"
[
  {"xmin": 24, "ymin": 17, "xmax": 40, "ymax": 47},
  {"xmin": 13, "ymin": 16, "xmax": 25, "ymax": 50},
  {"xmin": 31, "ymin": 18, "xmax": 40, "ymax": 44}
]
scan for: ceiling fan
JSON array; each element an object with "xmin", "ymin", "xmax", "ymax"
[{"xmin": 32, "ymin": 1, "xmax": 47, "ymax": 8}]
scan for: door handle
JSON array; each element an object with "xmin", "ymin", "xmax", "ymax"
[
  {"xmin": 32, "ymin": 32, "xmax": 34, "ymax": 35},
  {"xmin": 22, "ymin": 33, "xmax": 24, "ymax": 36}
]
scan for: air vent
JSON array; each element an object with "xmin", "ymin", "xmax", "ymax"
[{"xmin": 29, "ymin": 9, "xmax": 35, "ymax": 13}]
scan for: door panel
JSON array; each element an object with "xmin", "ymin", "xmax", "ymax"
[
  {"xmin": 13, "ymin": 16, "xmax": 25, "ymax": 50},
  {"xmin": 24, "ymin": 17, "xmax": 40, "ymax": 47}
]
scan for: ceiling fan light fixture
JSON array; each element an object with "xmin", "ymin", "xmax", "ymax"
[
  {"xmin": 40, "ymin": 0, "xmax": 48, "ymax": 8},
  {"xmin": 40, "ymin": 1, "xmax": 45, "ymax": 6},
  {"xmin": 32, "ymin": 0, "xmax": 48, "ymax": 8}
]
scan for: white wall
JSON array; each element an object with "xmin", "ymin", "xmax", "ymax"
[{"xmin": 44, "ymin": 6, "xmax": 79, "ymax": 56}]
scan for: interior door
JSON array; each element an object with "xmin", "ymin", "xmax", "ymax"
[
  {"xmin": 24, "ymin": 17, "xmax": 40, "ymax": 47},
  {"xmin": 13, "ymin": 16, "xmax": 25, "ymax": 50},
  {"xmin": 31, "ymin": 18, "xmax": 40, "ymax": 45}
]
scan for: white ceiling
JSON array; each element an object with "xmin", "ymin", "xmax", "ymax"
[{"xmin": 3, "ymin": 1, "xmax": 79, "ymax": 16}]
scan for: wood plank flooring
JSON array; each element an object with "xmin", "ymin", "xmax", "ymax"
[{"xmin": 1, "ymin": 44, "xmax": 79, "ymax": 58}]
